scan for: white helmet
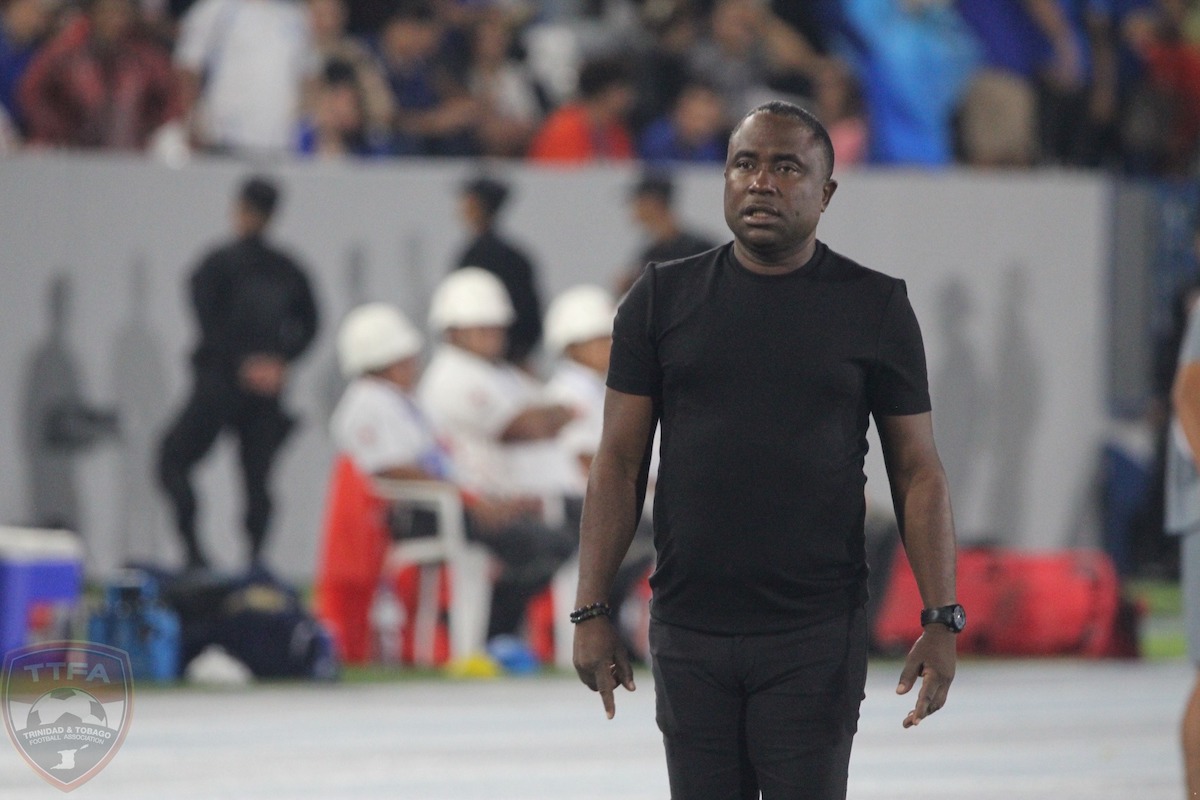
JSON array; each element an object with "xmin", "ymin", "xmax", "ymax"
[
  {"xmin": 337, "ymin": 303, "xmax": 423, "ymax": 378},
  {"xmin": 544, "ymin": 285, "xmax": 616, "ymax": 355},
  {"xmin": 428, "ymin": 267, "xmax": 516, "ymax": 332}
]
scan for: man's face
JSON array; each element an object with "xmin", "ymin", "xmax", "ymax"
[
  {"xmin": 630, "ymin": 193, "xmax": 662, "ymax": 231},
  {"xmin": 232, "ymin": 201, "xmax": 269, "ymax": 237},
  {"xmin": 723, "ymin": 112, "xmax": 836, "ymax": 264},
  {"xmin": 459, "ymin": 193, "xmax": 488, "ymax": 233},
  {"xmin": 450, "ymin": 326, "xmax": 507, "ymax": 362},
  {"xmin": 380, "ymin": 356, "xmax": 421, "ymax": 391},
  {"xmin": 597, "ymin": 84, "xmax": 634, "ymax": 122}
]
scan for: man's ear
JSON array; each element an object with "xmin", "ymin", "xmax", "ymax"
[{"xmin": 822, "ymin": 179, "xmax": 838, "ymax": 211}]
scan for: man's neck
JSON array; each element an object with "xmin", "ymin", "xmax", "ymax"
[{"xmin": 732, "ymin": 238, "xmax": 817, "ymax": 276}]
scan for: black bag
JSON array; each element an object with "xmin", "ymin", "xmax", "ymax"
[
  {"xmin": 149, "ymin": 567, "xmax": 338, "ymax": 681},
  {"xmin": 200, "ymin": 579, "xmax": 337, "ymax": 680}
]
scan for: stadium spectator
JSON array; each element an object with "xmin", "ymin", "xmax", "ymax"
[
  {"xmin": 1033, "ymin": 1, "xmax": 1119, "ymax": 167},
  {"xmin": 1096, "ymin": 0, "xmax": 1162, "ymax": 173},
  {"xmin": 453, "ymin": 175, "xmax": 545, "ymax": 368},
  {"xmin": 1122, "ymin": 2, "xmax": 1200, "ymax": 175},
  {"xmin": 306, "ymin": 0, "xmax": 395, "ymax": 142},
  {"xmin": 417, "ymin": 268, "xmax": 577, "ymax": 640},
  {"xmin": 157, "ymin": 176, "xmax": 319, "ymax": 572},
  {"xmin": 956, "ymin": 0, "xmax": 1085, "ymax": 167},
  {"xmin": 838, "ymin": 0, "xmax": 980, "ymax": 165},
  {"xmin": 528, "ymin": 54, "xmax": 635, "ymax": 163},
  {"xmin": 636, "ymin": 78, "xmax": 728, "ymax": 164},
  {"xmin": 686, "ymin": 0, "xmax": 828, "ymax": 120},
  {"xmin": 174, "ymin": 0, "xmax": 316, "ymax": 156},
  {"xmin": 616, "ymin": 170, "xmax": 718, "ymax": 295},
  {"xmin": 626, "ymin": 2, "xmax": 701, "ymax": 136},
  {"xmin": 462, "ymin": 5, "xmax": 544, "ymax": 158},
  {"xmin": 812, "ymin": 58, "xmax": 868, "ymax": 168},
  {"xmin": 375, "ymin": 0, "xmax": 477, "ymax": 156},
  {"xmin": 0, "ymin": 0, "xmax": 56, "ymax": 137},
  {"xmin": 295, "ymin": 58, "xmax": 389, "ymax": 158},
  {"xmin": 18, "ymin": 0, "xmax": 181, "ymax": 150}
]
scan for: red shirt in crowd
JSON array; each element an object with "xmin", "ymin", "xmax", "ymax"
[{"xmin": 527, "ymin": 103, "xmax": 633, "ymax": 163}]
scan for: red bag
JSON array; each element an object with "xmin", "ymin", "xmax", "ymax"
[{"xmin": 873, "ymin": 547, "xmax": 1136, "ymax": 658}]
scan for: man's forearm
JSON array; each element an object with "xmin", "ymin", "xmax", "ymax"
[
  {"xmin": 895, "ymin": 467, "xmax": 957, "ymax": 608},
  {"xmin": 574, "ymin": 456, "xmax": 643, "ymax": 607}
]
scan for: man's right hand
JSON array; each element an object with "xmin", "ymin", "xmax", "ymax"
[
  {"xmin": 238, "ymin": 354, "xmax": 288, "ymax": 396},
  {"xmin": 573, "ymin": 616, "xmax": 635, "ymax": 720}
]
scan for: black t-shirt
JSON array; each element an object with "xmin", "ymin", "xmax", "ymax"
[
  {"xmin": 456, "ymin": 230, "xmax": 544, "ymax": 366},
  {"xmin": 608, "ymin": 241, "xmax": 930, "ymax": 634},
  {"xmin": 189, "ymin": 235, "xmax": 319, "ymax": 373},
  {"xmin": 639, "ymin": 231, "xmax": 719, "ymax": 270}
]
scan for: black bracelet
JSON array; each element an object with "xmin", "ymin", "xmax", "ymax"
[{"xmin": 569, "ymin": 601, "xmax": 612, "ymax": 624}]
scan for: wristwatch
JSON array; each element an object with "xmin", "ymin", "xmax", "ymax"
[{"xmin": 920, "ymin": 603, "xmax": 967, "ymax": 633}]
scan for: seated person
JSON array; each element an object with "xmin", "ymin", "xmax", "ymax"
[
  {"xmin": 543, "ymin": 285, "xmax": 656, "ymax": 659},
  {"xmin": 417, "ymin": 269, "xmax": 579, "ymax": 638},
  {"xmin": 542, "ymin": 285, "xmax": 616, "ymax": 490},
  {"xmin": 317, "ymin": 301, "xmax": 573, "ymax": 663}
]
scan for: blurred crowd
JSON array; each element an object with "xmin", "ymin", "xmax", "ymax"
[{"xmin": 1, "ymin": 0, "xmax": 1199, "ymax": 172}]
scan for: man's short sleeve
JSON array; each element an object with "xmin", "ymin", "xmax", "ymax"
[
  {"xmin": 869, "ymin": 280, "xmax": 931, "ymax": 416},
  {"xmin": 332, "ymin": 383, "xmax": 426, "ymax": 475},
  {"xmin": 607, "ymin": 266, "xmax": 661, "ymax": 398}
]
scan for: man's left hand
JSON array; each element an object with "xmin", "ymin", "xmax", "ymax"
[{"xmin": 896, "ymin": 626, "xmax": 957, "ymax": 728}]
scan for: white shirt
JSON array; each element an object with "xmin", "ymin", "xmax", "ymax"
[
  {"xmin": 545, "ymin": 359, "xmax": 606, "ymax": 493},
  {"xmin": 330, "ymin": 377, "xmax": 447, "ymax": 478},
  {"xmin": 175, "ymin": 0, "xmax": 315, "ymax": 153},
  {"xmin": 418, "ymin": 344, "xmax": 575, "ymax": 496}
]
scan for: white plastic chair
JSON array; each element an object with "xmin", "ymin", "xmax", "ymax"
[{"xmin": 372, "ymin": 479, "xmax": 491, "ymax": 667}]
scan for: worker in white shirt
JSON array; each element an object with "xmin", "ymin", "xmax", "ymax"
[
  {"xmin": 317, "ymin": 302, "xmax": 434, "ymax": 663},
  {"xmin": 317, "ymin": 301, "xmax": 573, "ymax": 661},
  {"xmin": 418, "ymin": 268, "xmax": 578, "ymax": 640},
  {"xmin": 543, "ymin": 285, "xmax": 655, "ymax": 661},
  {"xmin": 543, "ymin": 285, "xmax": 616, "ymax": 492}
]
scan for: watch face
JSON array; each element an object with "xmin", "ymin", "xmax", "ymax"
[{"xmin": 951, "ymin": 605, "xmax": 966, "ymax": 631}]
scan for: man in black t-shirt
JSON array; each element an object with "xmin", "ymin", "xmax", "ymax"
[
  {"xmin": 614, "ymin": 171, "xmax": 718, "ymax": 296},
  {"xmin": 454, "ymin": 177, "xmax": 544, "ymax": 369},
  {"xmin": 572, "ymin": 101, "xmax": 961, "ymax": 799},
  {"xmin": 158, "ymin": 177, "xmax": 319, "ymax": 572}
]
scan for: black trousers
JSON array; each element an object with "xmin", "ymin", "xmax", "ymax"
[
  {"xmin": 466, "ymin": 510, "xmax": 578, "ymax": 639},
  {"xmin": 650, "ymin": 607, "xmax": 868, "ymax": 800},
  {"xmin": 157, "ymin": 368, "xmax": 294, "ymax": 566}
]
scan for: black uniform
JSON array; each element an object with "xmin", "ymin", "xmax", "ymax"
[
  {"xmin": 455, "ymin": 230, "xmax": 543, "ymax": 365},
  {"xmin": 158, "ymin": 234, "xmax": 319, "ymax": 567},
  {"xmin": 638, "ymin": 230, "xmax": 717, "ymax": 272},
  {"xmin": 608, "ymin": 241, "xmax": 930, "ymax": 799}
]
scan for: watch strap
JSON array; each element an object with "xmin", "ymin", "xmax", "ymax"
[{"xmin": 920, "ymin": 603, "xmax": 966, "ymax": 633}]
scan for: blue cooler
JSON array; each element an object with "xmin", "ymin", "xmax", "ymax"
[{"xmin": 0, "ymin": 527, "xmax": 84, "ymax": 657}]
